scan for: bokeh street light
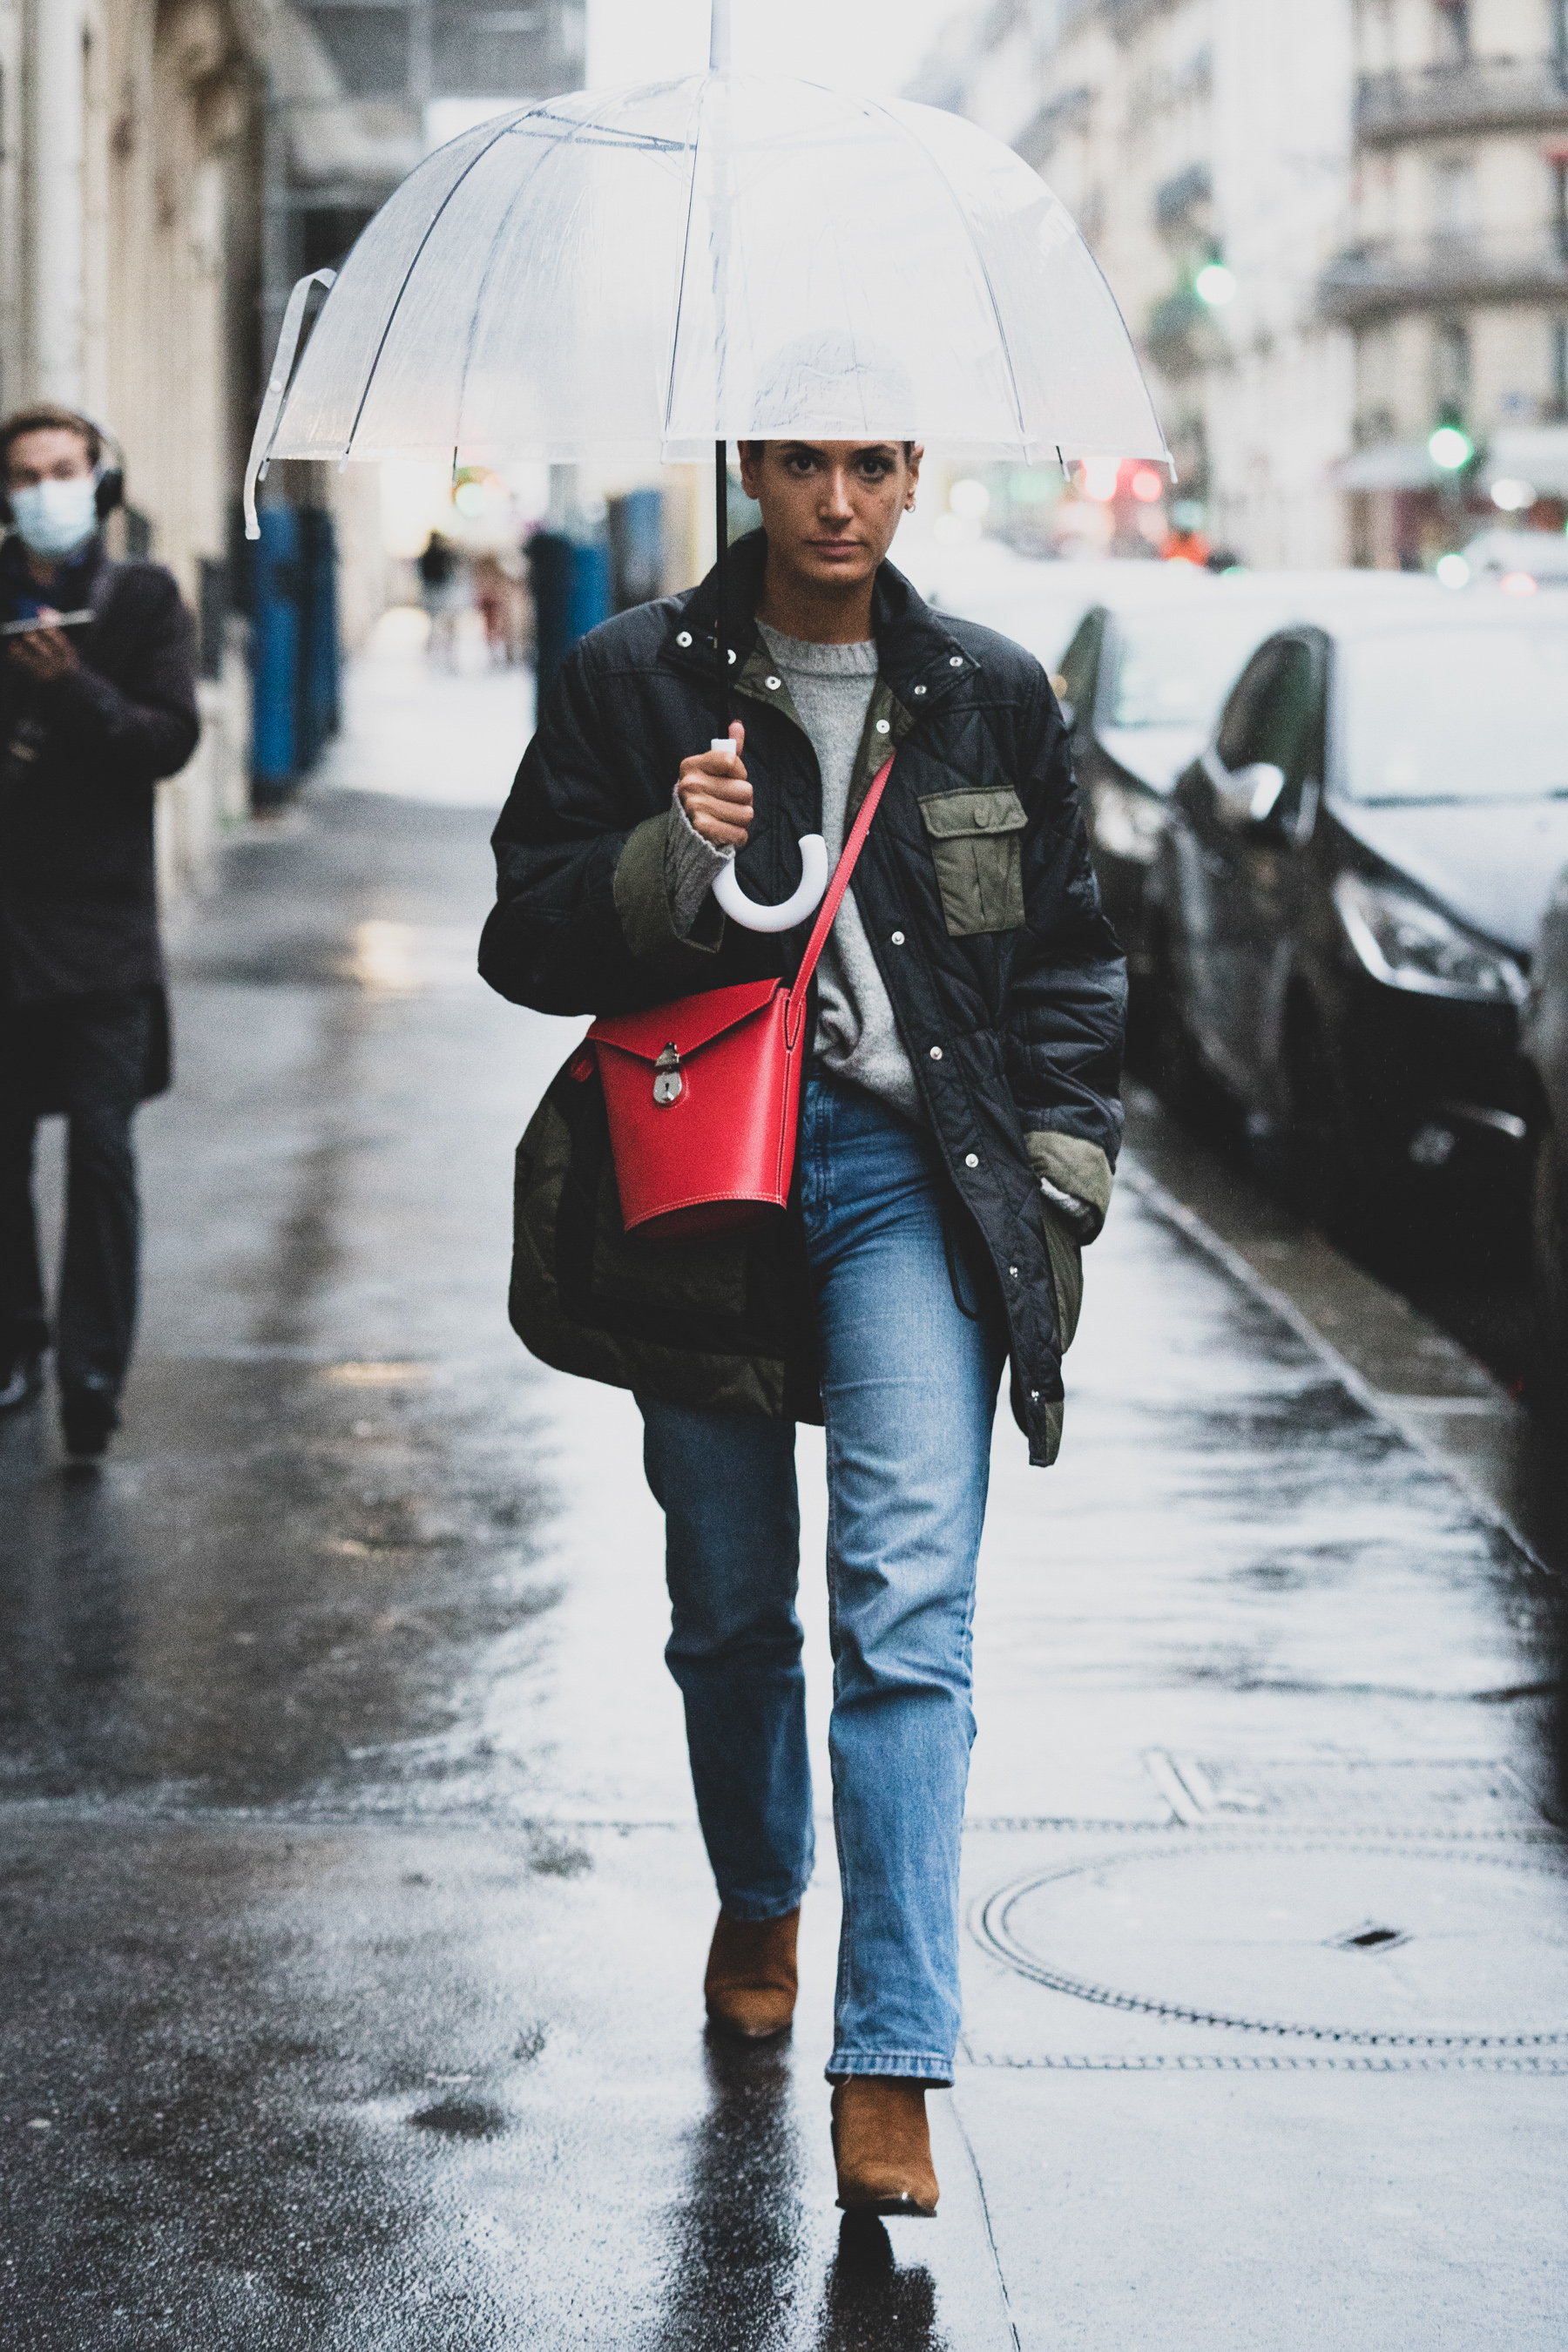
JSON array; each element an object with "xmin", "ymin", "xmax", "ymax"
[
  {"xmin": 1078, "ymin": 456, "xmax": 1122, "ymax": 503},
  {"xmin": 1194, "ymin": 261, "xmax": 1236, "ymax": 306},
  {"xmin": 1428, "ymin": 423, "xmax": 1474, "ymax": 471}
]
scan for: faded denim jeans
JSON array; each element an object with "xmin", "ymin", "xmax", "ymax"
[{"xmin": 639, "ymin": 1071, "xmax": 1005, "ymax": 2082}]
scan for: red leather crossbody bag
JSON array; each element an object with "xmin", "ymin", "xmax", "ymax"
[{"xmin": 585, "ymin": 754, "xmax": 896, "ymax": 1246}]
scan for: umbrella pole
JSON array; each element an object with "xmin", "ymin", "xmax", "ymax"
[
  {"xmin": 711, "ymin": 0, "xmax": 732, "ymax": 727},
  {"xmin": 714, "ymin": 437, "xmax": 728, "ymax": 727}
]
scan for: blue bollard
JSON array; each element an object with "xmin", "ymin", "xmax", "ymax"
[
  {"xmin": 251, "ymin": 507, "xmax": 301, "ymax": 807},
  {"xmin": 529, "ymin": 530, "xmax": 611, "ymax": 706},
  {"xmin": 568, "ymin": 540, "xmax": 611, "ymax": 642}
]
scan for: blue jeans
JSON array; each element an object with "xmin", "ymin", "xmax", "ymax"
[{"xmin": 639, "ymin": 1072, "xmax": 1005, "ymax": 2081}]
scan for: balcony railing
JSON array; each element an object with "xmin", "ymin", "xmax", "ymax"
[
  {"xmin": 1356, "ymin": 57, "xmax": 1568, "ymax": 144},
  {"xmin": 1319, "ymin": 231, "xmax": 1568, "ymax": 321}
]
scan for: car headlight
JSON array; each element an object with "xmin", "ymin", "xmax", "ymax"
[
  {"xmin": 1333, "ymin": 870, "xmax": 1527, "ymax": 1006},
  {"xmin": 1091, "ymin": 776, "xmax": 1166, "ymax": 865}
]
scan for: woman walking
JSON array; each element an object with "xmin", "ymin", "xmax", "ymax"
[{"xmin": 480, "ymin": 437, "xmax": 1125, "ymax": 2216}]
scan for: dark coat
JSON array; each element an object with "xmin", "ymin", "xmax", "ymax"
[
  {"xmin": 0, "ymin": 537, "xmax": 199, "ymax": 1044},
  {"xmin": 480, "ymin": 532, "xmax": 1126, "ymax": 1467}
]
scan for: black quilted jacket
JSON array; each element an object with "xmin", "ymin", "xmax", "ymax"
[
  {"xmin": 480, "ymin": 531, "xmax": 1125, "ymax": 1466},
  {"xmin": 0, "ymin": 535, "xmax": 199, "ymax": 1007}
]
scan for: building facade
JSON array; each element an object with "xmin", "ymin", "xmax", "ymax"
[
  {"xmin": 0, "ymin": 2, "xmax": 588, "ymax": 838},
  {"xmin": 909, "ymin": 0, "xmax": 1362, "ymax": 567},
  {"xmin": 1328, "ymin": 0, "xmax": 1568, "ymax": 566}
]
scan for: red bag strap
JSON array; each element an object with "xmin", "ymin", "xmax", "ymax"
[{"xmin": 785, "ymin": 754, "xmax": 896, "ymax": 1024}]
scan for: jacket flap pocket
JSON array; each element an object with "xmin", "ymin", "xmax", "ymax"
[
  {"xmin": 917, "ymin": 787, "xmax": 1027, "ymax": 840},
  {"xmin": 589, "ymin": 976, "xmax": 780, "ymax": 1064}
]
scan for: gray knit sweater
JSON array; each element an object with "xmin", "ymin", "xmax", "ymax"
[{"xmin": 666, "ymin": 622, "xmax": 918, "ymax": 1120}]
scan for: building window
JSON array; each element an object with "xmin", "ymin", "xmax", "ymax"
[
  {"xmin": 1551, "ymin": 320, "xmax": 1568, "ymax": 419},
  {"xmin": 1432, "ymin": 155, "xmax": 1476, "ymax": 238},
  {"xmin": 1435, "ymin": 320, "xmax": 1471, "ymax": 413},
  {"xmin": 1433, "ymin": 1, "xmax": 1470, "ymax": 62},
  {"xmin": 1555, "ymin": 0, "xmax": 1568, "ymax": 79},
  {"xmin": 1553, "ymin": 153, "xmax": 1568, "ymax": 262}
]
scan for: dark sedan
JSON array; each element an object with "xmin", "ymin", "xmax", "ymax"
[
  {"xmin": 1522, "ymin": 865, "xmax": 1568, "ymax": 1407},
  {"xmin": 1150, "ymin": 603, "xmax": 1568, "ymax": 1231},
  {"xmin": 1064, "ymin": 574, "xmax": 1438, "ymax": 1014}
]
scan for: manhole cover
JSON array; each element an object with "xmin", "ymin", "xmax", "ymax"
[{"xmin": 976, "ymin": 1838, "xmax": 1568, "ymax": 2046}]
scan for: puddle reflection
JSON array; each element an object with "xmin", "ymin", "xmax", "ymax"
[
  {"xmin": 646, "ymin": 2033, "xmax": 808, "ymax": 2350},
  {"xmin": 816, "ymin": 2210, "xmax": 943, "ymax": 2349},
  {"xmin": 0, "ymin": 1427, "xmax": 139, "ymax": 1791},
  {"xmin": 647, "ymin": 2035, "xmax": 947, "ymax": 2352}
]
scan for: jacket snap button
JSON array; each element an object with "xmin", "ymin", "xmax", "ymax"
[
  {"xmin": 1009, "ymin": 1265, "xmax": 1018, "ymax": 1277},
  {"xmin": 875, "ymin": 718, "xmax": 890, "ymax": 733},
  {"xmin": 1030, "ymin": 1389, "xmax": 1039, "ymax": 1402},
  {"xmin": 964, "ymin": 1152, "xmax": 978, "ymax": 1167},
  {"xmin": 929, "ymin": 1045, "xmax": 943, "ymax": 1060},
  {"xmin": 676, "ymin": 631, "xmax": 693, "ymax": 646},
  {"xmin": 949, "ymin": 655, "xmax": 963, "ymax": 668},
  {"xmin": 890, "ymin": 929, "xmax": 905, "ymax": 945},
  {"xmin": 913, "ymin": 684, "xmax": 927, "ymax": 695},
  {"xmin": 766, "ymin": 675, "xmax": 781, "ymax": 690},
  {"xmin": 727, "ymin": 649, "xmax": 737, "ymax": 666}
]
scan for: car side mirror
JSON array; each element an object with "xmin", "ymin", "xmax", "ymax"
[{"xmin": 1215, "ymin": 760, "xmax": 1286, "ymax": 830}]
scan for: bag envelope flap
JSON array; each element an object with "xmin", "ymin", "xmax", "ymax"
[{"xmin": 588, "ymin": 976, "xmax": 781, "ymax": 1065}]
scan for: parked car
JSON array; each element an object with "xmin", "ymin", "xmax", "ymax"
[
  {"xmin": 1150, "ymin": 599, "xmax": 1568, "ymax": 1229},
  {"xmin": 1522, "ymin": 864, "xmax": 1568, "ymax": 1406},
  {"xmin": 938, "ymin": 553, "xmax": 1196, "ymax": 682},
  {"xmin": 1062, "ymin": 572, "xmax": 1439, "ymax": 1010},
  {"xmin": 1459, "ymin": 529, "xmax": 1568, "ymax": 591}
]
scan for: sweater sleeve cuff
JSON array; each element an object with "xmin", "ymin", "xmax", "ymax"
[
  {"xmin": 1024, "ymin": 1131, "xmax": 1114, "ymax": 1242},
  {"xmin": 612, "ymin": 808, "xmax": 725, "ymax": 973},
  {"xmin": 666, "ymin": 784, "xmax": 733, "ymax": 940}
]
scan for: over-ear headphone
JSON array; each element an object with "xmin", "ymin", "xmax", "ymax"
[{"xmin": 0, "ymin": 412, "xmax": 125, "ymax": 529}]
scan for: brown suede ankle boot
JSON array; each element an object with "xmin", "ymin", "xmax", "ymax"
[
  {"xmin": 830, "ymin": 2078, "xmax": 940, "ymax": 2217},
  {"xmin": 703, "ymin": 1907, "xmax": 800, "ymax": 2041}
]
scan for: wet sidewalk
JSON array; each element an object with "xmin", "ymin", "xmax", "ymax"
[{"xmin": 1, "ymin": 633, "xmax": 1564, "ymax": 2348}]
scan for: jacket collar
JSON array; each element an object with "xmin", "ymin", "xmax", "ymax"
[
  {"xmin": 664, "ymin": 528, "xmax": 980, "ymax": 719},
  {"xmin": 0, "ymin": 531, "xmax": 110, "ymax": 618}
]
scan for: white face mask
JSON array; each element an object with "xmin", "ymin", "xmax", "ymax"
[{"xmin": 10, "ymin": 475, "xmax": 98, "ymax": 560}]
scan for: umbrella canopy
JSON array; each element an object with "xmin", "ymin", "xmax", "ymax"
[{"xmin": 247, "ymin": 70, "xmax": 1166, "ymax": 525}]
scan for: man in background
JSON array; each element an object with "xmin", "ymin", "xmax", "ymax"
[{"xmin": 0, "ymin": 405, "xmax": 199, "ymax": 1458}]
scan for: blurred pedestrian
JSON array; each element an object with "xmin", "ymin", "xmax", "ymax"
[
  {"xmin": 482, "ymin": 437, "xmax": 1124, "ymax": 2218},
  {"xmin": 0, "ymin": 405, "xmax": 199, "ymax": 1457},
  {"xmin": 470, "ymin": 551, "xmax": 527, "ymax": 666},
  {"xmin": 417, "ymin": 530, "xmax": 467, "ymax": 667}
]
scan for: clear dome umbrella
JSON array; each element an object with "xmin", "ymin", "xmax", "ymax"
[
  {"xmin": 245, "ymin": 0, "xmax": 1166, "ymax": 922},
  {"xmin": 246, "ymin": 5, "xmax": 1165, "ymax": 500}
]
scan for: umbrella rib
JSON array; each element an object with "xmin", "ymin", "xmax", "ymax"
[
  {"xmin": 862, "ymin": 98, "xmax": 1031, "ymax": 454},
  {"xmin": 662, "ymin": 82, "xmax": 706, "ymax": 443},
  {"xmin": 339, "ymin": 107, "xmax": 542, "ymax": 462},
  {"xmin": 453, "ymin": 86, "xmax": 632, "ymax": 460}
]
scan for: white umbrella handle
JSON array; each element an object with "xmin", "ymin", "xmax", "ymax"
[{"xmin": 705, "ymin": 739, "xmax": 830, "ymax": 933}]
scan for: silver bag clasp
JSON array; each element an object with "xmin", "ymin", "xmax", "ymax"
[{"xmin": 652, "ymin": 1043, "xmax": 683, "ymax": 1106}]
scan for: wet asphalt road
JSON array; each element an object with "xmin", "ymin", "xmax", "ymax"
[{"xmin": 2, "ymin": 651, "xmax": 1565, "ymax": 2348}]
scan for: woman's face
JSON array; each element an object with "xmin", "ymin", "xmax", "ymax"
[{"xmin": 739, "ymin": 440, "xmax": 922, "ymax": 595}]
